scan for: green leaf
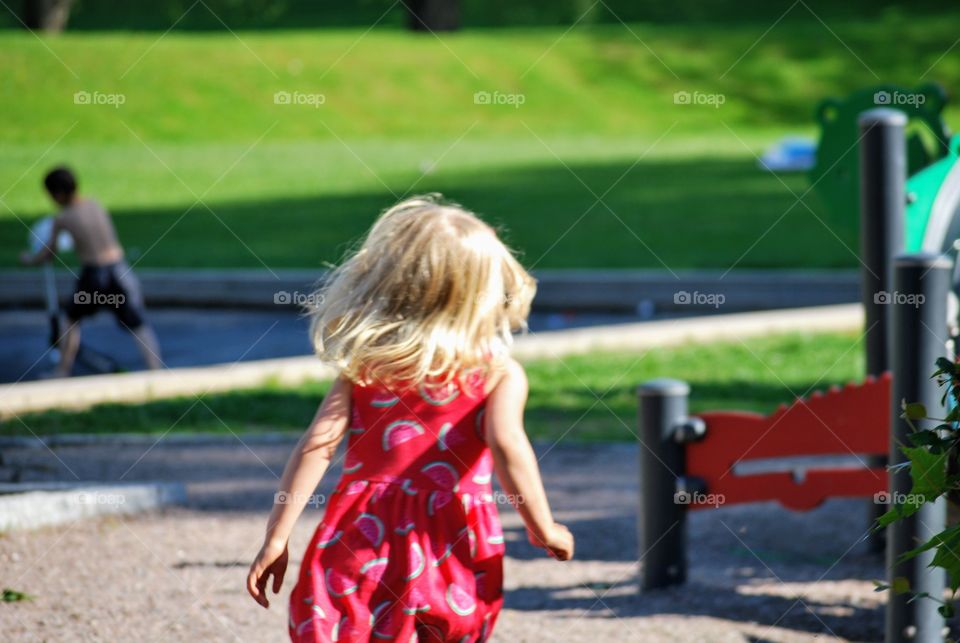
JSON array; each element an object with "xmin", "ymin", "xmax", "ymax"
[
  {"xmin": 877, "ymin": 503, "xmax": 921, "ymax": 527},
  {"xmin": 939, "ymin": 603, "xmax": 956, "ymax": 618},
  {"xmin": 1, "ymin": 588, "xmax": 34, "ymax": 602},
  {"xmin": 935, "ymin": 357, "xmax": 956, "ymax": 376},
  {"xmin": 877, "ymin": 446, "xmax": 951, "ymax": 529},
  {"xmin": 884, "ymin": 356, "xmax": 960, "ymax": 602},
  {"xmin": 902, "ymin": 402, "xmax": 928, "ymax": 421},
  {"xmin": 892, "ymin": 576, "xmax": 912, "ymax": 595},
  {"xmin": 901, "ymin": 446, "xmax": 949, "ymax": 499},
  {"xmin": 944, "ymin": 406, "xmax": 960, "ymax": 423},
  {"xmin": 907, "ymin": 430, "xmax": 946, "ymax": 448},
  {"xmin": 932, "ymin": 535, "xmax": 960, "ymax": 592},
  {"xmin": 897, "ymin": 525, "xmax": 960, "ymax": 592}
]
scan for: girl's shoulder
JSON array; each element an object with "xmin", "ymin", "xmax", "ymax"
[
  {"xmin": 484, "ymin": 357, "xmax": 526, "ymax": 393},
  {"xmin": 351, "ymin": 360, "xmax": 521, "ymax": 403}
]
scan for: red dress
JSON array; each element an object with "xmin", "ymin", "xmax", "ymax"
[{"xmin": 289, "ymin": 376, "xmax": 504, "ymax": 642}]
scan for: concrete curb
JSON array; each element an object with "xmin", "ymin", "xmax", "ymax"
[
  {"xmin": 0, "ymin": 431, "xmax": 301, "ymax": 450},
  {"xmin": 0, "ymin": 303, "xmax": 863, "ymax": 418},
  {"xmin": 0, "ymin": 481, "xmax": 187, "ymax": 532},
  {"xmin": 0, "ymin": 268, "xmax": 860, "ymax": 312},
  {"xmin": 510, "ymin": 303, "xmax": 863, "ymax": 360},
  {"xmin": 0, "ymin": 355, "xmax": 336, "ymax": 419}
]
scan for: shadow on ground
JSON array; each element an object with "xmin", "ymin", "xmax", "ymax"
[
  {"xmin": 2, "ymin": 439, "xmax": 908, "ymax": 640},
  {"xmin": 506, "ymin": 579, "xmax": 886, "ymax": 641}
]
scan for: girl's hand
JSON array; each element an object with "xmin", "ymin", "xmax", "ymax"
[
  {"xmin": 247, "ymin": 541, "xmax": 289, "ymax": 608},
  {"xmin": 528, "ymin": 523, "xmax": 575, "ymax": 561}
]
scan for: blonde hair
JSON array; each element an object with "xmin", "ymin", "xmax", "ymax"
[{"xmin": 309, "ymin": 195, "xmax": 535, "ymax": 388}]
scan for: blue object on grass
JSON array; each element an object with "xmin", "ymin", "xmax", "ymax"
[{"xmin": 758, "ymin": 136, "xmax": 817, "ymax": 172}]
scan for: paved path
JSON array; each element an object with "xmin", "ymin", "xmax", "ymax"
[
  {"xmin": 0, "ymin": 305, "xmax": 862, "ymax": 418},
  {"xmin": 0, "ymin": 308, "xmax": 648, "ymax": 384},
  {"xmin": 0, "ymin": 268, "xmax": 860, "ymax": 312},
  {"xmin": 0, "ymin": 439, "xmax": 896, "ymax": 642}
]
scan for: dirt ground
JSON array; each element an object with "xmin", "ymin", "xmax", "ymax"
[{"xmin": 0, "ymin": 438, "xmax": 917, "ymax": 642}]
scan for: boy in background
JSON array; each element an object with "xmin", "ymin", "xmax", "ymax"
[{"xmin": 20, "ymin": 166, "xmax": 162, "ymax": 377}]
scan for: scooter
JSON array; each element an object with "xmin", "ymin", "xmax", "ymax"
[{"xmin": 27, "ymin": 217, "xmax": 123, "ymax": 375}]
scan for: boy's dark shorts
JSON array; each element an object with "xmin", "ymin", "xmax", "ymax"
[{"xmin": 65, "ymin": 261, "xmax": 147, "ymax": 330}]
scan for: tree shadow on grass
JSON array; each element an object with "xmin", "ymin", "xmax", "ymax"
[{"xmin": 0, "ymin": 156, "xmax": 844, "ymax": 271}]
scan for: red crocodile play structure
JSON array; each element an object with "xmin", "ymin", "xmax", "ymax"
[{"xmin": 686, "ymin": 373, "xmax": 890, "ymax": 512}]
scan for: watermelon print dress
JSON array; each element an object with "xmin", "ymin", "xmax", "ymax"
[{"xmin": 289, "ymin": 377, "xmax": 504, "ymax": 642}]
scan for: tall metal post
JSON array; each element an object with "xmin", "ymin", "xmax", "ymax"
[
  {"xmin": 638, "ymin": 379, "xmax": 690, "ymax": 590},
  {"xmin": 886, "ymin": 253, "xmax": 950, "ymax": 643},
  {"xmin": 859, "ymin": 107, "xmax": 907, "ymax": 550}
]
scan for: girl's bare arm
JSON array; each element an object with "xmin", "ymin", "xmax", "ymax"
[
  {"xmin": 248, "ymin": 375, "xmax": 351, "ymax": 607},
  {"xmin": 485, "ymin": 358, "xmax": 574, "ymax": 560},
  {"xmin": 264, "ymin": 375, "xmax": 352, "ymax": 548}
]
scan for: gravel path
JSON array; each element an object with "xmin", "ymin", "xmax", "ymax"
[{"xmin": 0, "ymin": 439, "xmax": 904, "ymax": 642}]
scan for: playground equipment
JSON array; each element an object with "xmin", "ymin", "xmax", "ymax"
[
  {"xmin": 814, "ymin": 83, "xmax": 960, "ymax": 330},
  {"xmin": 906, "ymin": 136, "xmax": 960, "ymax": 259},
  {"xmin": 638, "ymin": 110, "xmax": 952, "ymax": 643},
  {"xmin": 811, "ymin": 83, "xmax": 951, "ymax": 236}
]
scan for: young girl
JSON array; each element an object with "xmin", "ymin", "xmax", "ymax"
[{"xmin": 247, "ymin": 195, "xmax": 574, "ymax": 642}]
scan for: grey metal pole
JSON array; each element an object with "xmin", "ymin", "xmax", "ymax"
[
  {"xmin": 886, "ymin": 253, "xmax": 950, "ymax": 643},
  {"xmin": 859, "ymin": 107, "xmax": 907, "ymax": 551},
  {"xmin": 638, "ymin": 378, "xmax": 691, "ymax": 591}
]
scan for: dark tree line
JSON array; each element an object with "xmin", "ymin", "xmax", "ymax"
[
  {"xmin": 405, "ymin": 0, "xmax": 459, "ymax": 31},
  {"xmin": 21, "ymin": 0, "xmax": 73, "ymax": 32},
  {"xmin": 20, "ymin": 0, "xmax": 462, "ymax": 33}
]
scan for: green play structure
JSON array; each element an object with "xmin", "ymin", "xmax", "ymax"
[
  {"xmin": 905, "ymin": 134, "xmax": 960, "ymax": 256},
  {"xmin": 811, "ymin": 83, "xmax": 960, "ymax": 258}
]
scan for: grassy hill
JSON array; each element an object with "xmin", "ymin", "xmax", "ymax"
[{"xmin": 2, "ymin": 15, "xmax": 959, "ymax": 269}]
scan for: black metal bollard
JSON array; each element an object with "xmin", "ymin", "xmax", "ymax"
[
  {"xmin": 886, "ymin": 253, "xmax": 950, "ymax": 643},
  {"xmin": 638, "ymin": 378, "xmax": 703, "ymax": 591},
  {"xmin": 859, "ymin": 107, "xmax": 907, "ymax": 552}
]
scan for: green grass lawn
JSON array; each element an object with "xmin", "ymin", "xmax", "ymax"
[
  {"xmin": 1, "ymin": 138, "xmax": 837, "ymax": 270},
  {"xmin": 2, "ymin": 331, "xmax": 865, "ymax": 442},
  {"xmin": 2, "ymin": 15, "xmax": 960, "ymax": 270}
]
